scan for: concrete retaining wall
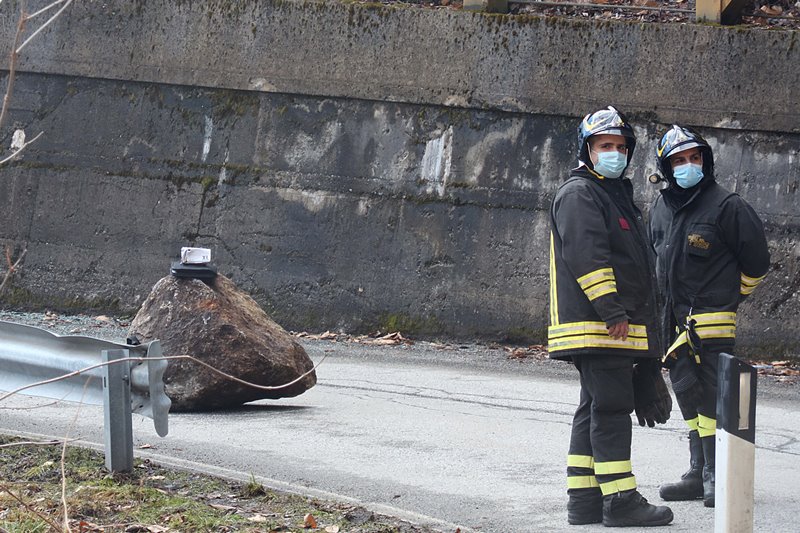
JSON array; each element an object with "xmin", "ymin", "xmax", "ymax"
[{"xmin": 1, "ymin": 0, "xmax": 798, "ymax": 355}]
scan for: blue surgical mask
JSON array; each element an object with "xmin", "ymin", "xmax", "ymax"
[
  {"xmin": 591, "ymin": 150, "xmax": 627, "ymax": 179},
  {"xmin": 673, "ymin": 163, "xmax": 704, "ymax": 189}
]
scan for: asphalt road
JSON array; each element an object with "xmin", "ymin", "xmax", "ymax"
[{"xmin": 1, "ymin": 337, "xmax": 799, "ymax": 532}]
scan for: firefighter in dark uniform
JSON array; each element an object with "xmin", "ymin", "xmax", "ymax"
[
  {"xmin": 549, "ymin": 106, "xmax": 673, "ymax": 527},
  {"xmin": 649, "ymin": 125, "xmax": 770, "ymax": 508}
]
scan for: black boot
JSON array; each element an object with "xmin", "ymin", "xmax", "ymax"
[
  {"xmin": 567, "ymin": 488, "xmax": 603, "ymax": 525},
  {"xmin": 602, "ymin": 489, "xmax": 674, "ymax": 527},
  {"xmin": 702, "ymin": 436, "xmax": 715, "ymax": 507},
  {"xmin": 659, "ymin": 430, "xmax": 704, "ymax": 501}
]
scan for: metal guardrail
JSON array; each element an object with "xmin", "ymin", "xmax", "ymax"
[{"xmin": 0, "ymin": 320, "xmax": 171, "ymax": 471}]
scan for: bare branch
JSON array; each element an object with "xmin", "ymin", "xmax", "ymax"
[
  {"xmin": 0, "ymin": 438, "xmax": 73, "ymax": 448},
  {"xmin": 26, "ymin": 0, "xmax": 69, "ymax": 21},
  {"xmin": 0, "ymin": 352, "xmax": 326, "ymax": 404},
  {"xmin": 59, "ymin": 379, "xmax": 89, "ymax": 533},
  {"xmin": 0, "ymin": 130, "xmax": 43, "ymax": 165},
  {"xmin": 0, "ymin": 3, "xmax": 27, "ymax": 132},
  {"xmin": 0, "ymin": 246, "xmax": 27, "ymax": 294},
  {"xmin": 17, "ymin": 0, "xmax": 74, "ymax": 54}
]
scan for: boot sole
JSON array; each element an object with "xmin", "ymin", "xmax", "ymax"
[
  {"xmin": 568, "ymin": 517, "xmax": 603, "ymax": 525},
  {"xmin": 660, "ymin": 493, "xmax": 703, "ymax": 501},
  {"xmin": 603, "ymin": 511, "xmax": 674, "ymax": 527}
]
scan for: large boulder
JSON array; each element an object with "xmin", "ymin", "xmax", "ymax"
[{"xmin": 128, "ymin": 274, "xmax": 316, "ymax": 411}]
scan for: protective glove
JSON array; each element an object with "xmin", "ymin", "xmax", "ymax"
[
  {"xmin": 632, "ymin": 359, "xmax": 673, "ymax": 427},
  {"xmin": 669, "ymin": 347, "xmax": 704, "ymax": 411}
]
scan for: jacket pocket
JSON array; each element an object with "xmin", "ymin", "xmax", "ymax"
[{"xmin": 685, "ymin": 223, "xmax": 716, "ymax": 259}]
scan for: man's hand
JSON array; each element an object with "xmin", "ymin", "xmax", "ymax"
[{"xmin": 607, "ymin": 320, "xmax": 629, "ymax": 340}]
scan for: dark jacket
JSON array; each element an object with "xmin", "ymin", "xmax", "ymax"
[
  {"xmin": 548, "ymin": 168, "xmax": 661, "ymax": 361},
  {"xmin": 649, "ymin": 179, "xmax": 770, "ymax": 350}
]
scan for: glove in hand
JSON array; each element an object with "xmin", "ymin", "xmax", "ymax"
[{"xmin": 633, "ymin": 359, "xmax": 673, "ymax": 427}]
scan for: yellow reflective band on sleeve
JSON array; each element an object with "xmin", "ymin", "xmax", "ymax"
[
  {"xmin": 584, "ymin": 281, "xmax": 617, "ymax": 301},
  {"xmin": 567, "ymin": 454, "xmax": 595, "ymax": 469},
  {"xmin": 740, "ymin": 272, "xmax": 766, "ymax": 295},
  {"xmin": 594, "ymin": 460, "xmax": 632, "ymax": 475},
  {"xmin": 697, "ymin": 414, "xmax": 716, "ymax": 438},
  {"xmin": 549, "ymin": 233, "xmax": 559, "ymax": 326},
  {"xmin": 577, "ymin": 268, "xmax": 615, "ymax": 290},
  {"xmin": 599, "ymin": 476, "xmax": 637, "ymax": 496},
  {"xmin": 549, "ymin": 322, "xmax": 649, "ymax": 352},
  {"xmin": 567, "ymin": 475, "xmax": 600, "ymax": 489},
  {"xmin": 577, "ymin": 268, "xmax": 617, "ymax": 302},
  {"xmin": 685, "ymin": 417, "xmax": 699, "ymax": 431}
]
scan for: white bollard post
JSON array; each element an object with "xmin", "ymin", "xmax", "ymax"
[{"xmin": 715, "ymin": 352, "xmax": 757, "ymax": 533}]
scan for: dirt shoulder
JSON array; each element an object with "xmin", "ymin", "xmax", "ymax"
[{"xmin": 0, "ymin": 435, "xmax": 438, "ymax": 532}]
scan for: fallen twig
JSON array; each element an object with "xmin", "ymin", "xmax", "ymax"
[{"xmin": 0, "ymin": 482, "xmax": 62, "ymax": 532}]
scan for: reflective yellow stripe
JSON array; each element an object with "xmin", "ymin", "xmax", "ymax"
[
  {"xmin": 549, "ymin": 336, "xmax": 648, "ymax": 351},
  {"xmin": 548, "ymin": 321, "xmax": 649, "ymax": 352},
  {"xmin": 740, "ymin": 284, "xmax": 756, "ymax": 296},
  {"xmin": 740, "ymin": 272, "xmax": 766, "ymax": 295},
  {"xmin": 549, "ymin": 322, "xmax": 648, "ymax": 337},
  {"xmin": 594, "ymin": 460, "xmax": 632, "ymax": 475},
  {"xmin": 664, "ymin": 312, "xmax": 737, "ymax": 359},
  {"xmin": 577, "ymin": 267, "xmax": 615, "ymax": 290},
  {"xmin": 694, "ymin": 326, "xmax": 736, "ymax": 339},
  {"xmin": 666, "ymin": 331, "xmax": 687, "ymax": 356},
  {"xmin": 741, "ymin": 273, "xmax": 766, "ymax": 285},
  {"xmin": 577, "ymin": 268, "xmax": 617, "ymax": 302},
  {"xmin": 698, "ymin": 414, "xmax": 716, "ymax": 437},
  {"xmin": 567, "ymin": 454, "xmax": 595, "ymax": 469},
  {"xmin": 599, "ymin": 476, "xmax": 637, "ymax": 496},
  {"xmin": 584, "ymin": 281, "xmax": 617, "ymax": 301},
  {"xmin": 567, "ymin": 475, "xmax": 600, "ymax": 489},
  {"xmin": 685, "ymin": 417, "xmax": 699, "ymax": 431},
  {"xmin": 549, "ymin": 233, "xmax": 559, "ymax": 326},
  {"xmin": 698, "ymin": 427, "xmax": 715, "ymax": 438},
  {"xmin": 692, "ymin": 311, "xmax": 737, "ymax": 324},
  {"xmin": 698, "ymin": 414, "xmax": 716, "ymax": 430}
]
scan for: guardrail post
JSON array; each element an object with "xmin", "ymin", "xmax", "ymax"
[
  {"xmin": 715, "ymin": 352, "xmax": 756, "ymax": 533},
  {"xmin": 102, "ymin": 349, "xmax": 134, "ymax": 472},
  {"xmin": 696, "ymin": 0, "xmax": 748, "ymax": 24}
]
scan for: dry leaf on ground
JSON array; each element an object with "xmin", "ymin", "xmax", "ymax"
[{"xmin": 304, "ymin": 513, "xmax": 318, "ymax": 528}]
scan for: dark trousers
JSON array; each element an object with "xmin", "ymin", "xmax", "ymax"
[
  {"xmin": 567, "ymin": 354, "xmax": 637, "ymax": 499},
  {"xmin": 671, "ymin": 340, "xmax": 731, "ymax": 436}
]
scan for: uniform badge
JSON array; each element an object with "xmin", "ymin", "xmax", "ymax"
[
  {"xmin": 688, "ymin": 234, "xmax": 711, "ymax": 250},
  {"xmin": 618, "ymin": 217, "xmax": 630, "ymax": 230}
]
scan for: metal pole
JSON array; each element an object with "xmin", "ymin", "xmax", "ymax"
[
  {"xmin": 715, "ymin": 352, "xmax": 757, "ymax": 533},
  {"xmin": 102, "ymin": 349, "xmax": 133, "ymax": 473}
]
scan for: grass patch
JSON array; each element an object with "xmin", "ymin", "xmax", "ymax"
[{"xmin": 0, "ymin": 436, "xmax": 435, "ymax": 532}]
